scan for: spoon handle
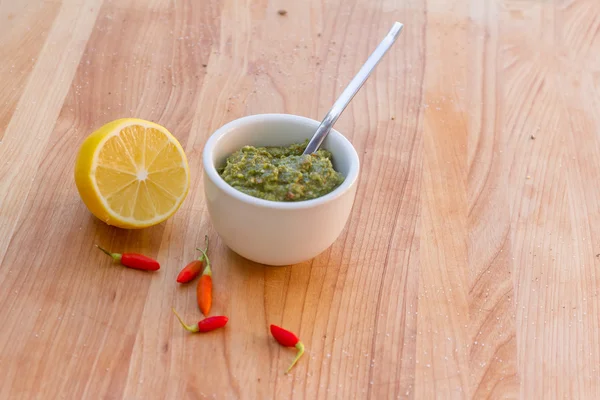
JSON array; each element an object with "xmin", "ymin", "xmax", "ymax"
[{"xmin": 303, "ymin": 22, "xmax": 404, "ymax": 155}]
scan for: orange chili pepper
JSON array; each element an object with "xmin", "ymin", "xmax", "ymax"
[{"xmin": 196, "ymin": 247, "xmax": 212, "ymax": 316}]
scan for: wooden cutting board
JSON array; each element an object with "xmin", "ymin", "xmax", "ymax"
[{"xmin": 1, "ymin": 0, "xmax": 600, "ymax": 398}]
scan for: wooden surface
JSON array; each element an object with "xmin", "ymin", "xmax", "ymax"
[{"xmin": 1, "ymin": 0, "xmax": 600, "ymax": 398}]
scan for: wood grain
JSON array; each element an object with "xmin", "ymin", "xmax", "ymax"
[{"xmin": 1, "ymin": 0, "xmax": 600, "ymax": 398}]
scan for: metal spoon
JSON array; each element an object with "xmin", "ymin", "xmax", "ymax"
[{"xmin": 303, "ymin": 22, "xmax": 404, "ymax": 155}]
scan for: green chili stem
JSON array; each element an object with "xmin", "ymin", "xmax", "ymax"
[
  {"xmin": 96, "ymin": 245, "xmax": 121, "ymax": 263},
  {"xmin": 171, "ymin": 308, "xmax": 199, "ymax": 333},
  {"xmin": 286, "ymin": 342, "xmax": 305, "ymax": 374},
  {"xmin": 196, "ymin": 240, "xmax": 212, "ymax": 277},
  {"xmin": 196, "ymin": 235, "xmax": 209, "ymax": 261}
]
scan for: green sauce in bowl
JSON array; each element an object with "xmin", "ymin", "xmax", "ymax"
[{"xmin": 218, "ymin": 140, "xmax": 345, "ymax": 202}]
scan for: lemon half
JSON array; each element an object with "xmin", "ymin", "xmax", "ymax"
[{"xmin": 74, "ymin": 118, "xmax": 190, "ymax": 229}]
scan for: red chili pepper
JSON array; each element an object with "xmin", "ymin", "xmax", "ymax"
[
  {"xmin": 176, "ymin": 236, "xmax": 209, "ymax": 283},
  {"xmin": 196, "ymin": 247, "xmax": 212, "ymax": 316},
  {"xmin": 96, "ymin": 245, "xmax": 160, "ymax": 271},
  {"xmin": 270, "ymin": 324, "xmax": 305, "ymax": 373},
  {"xmin": 172, "ymin": 308, "xmax": 228, "ymax": 333}
]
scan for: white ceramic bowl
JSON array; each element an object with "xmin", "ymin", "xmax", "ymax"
[{"xmin": 202, "ymin": 114, "xmax": 360, "ymax": 266}]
